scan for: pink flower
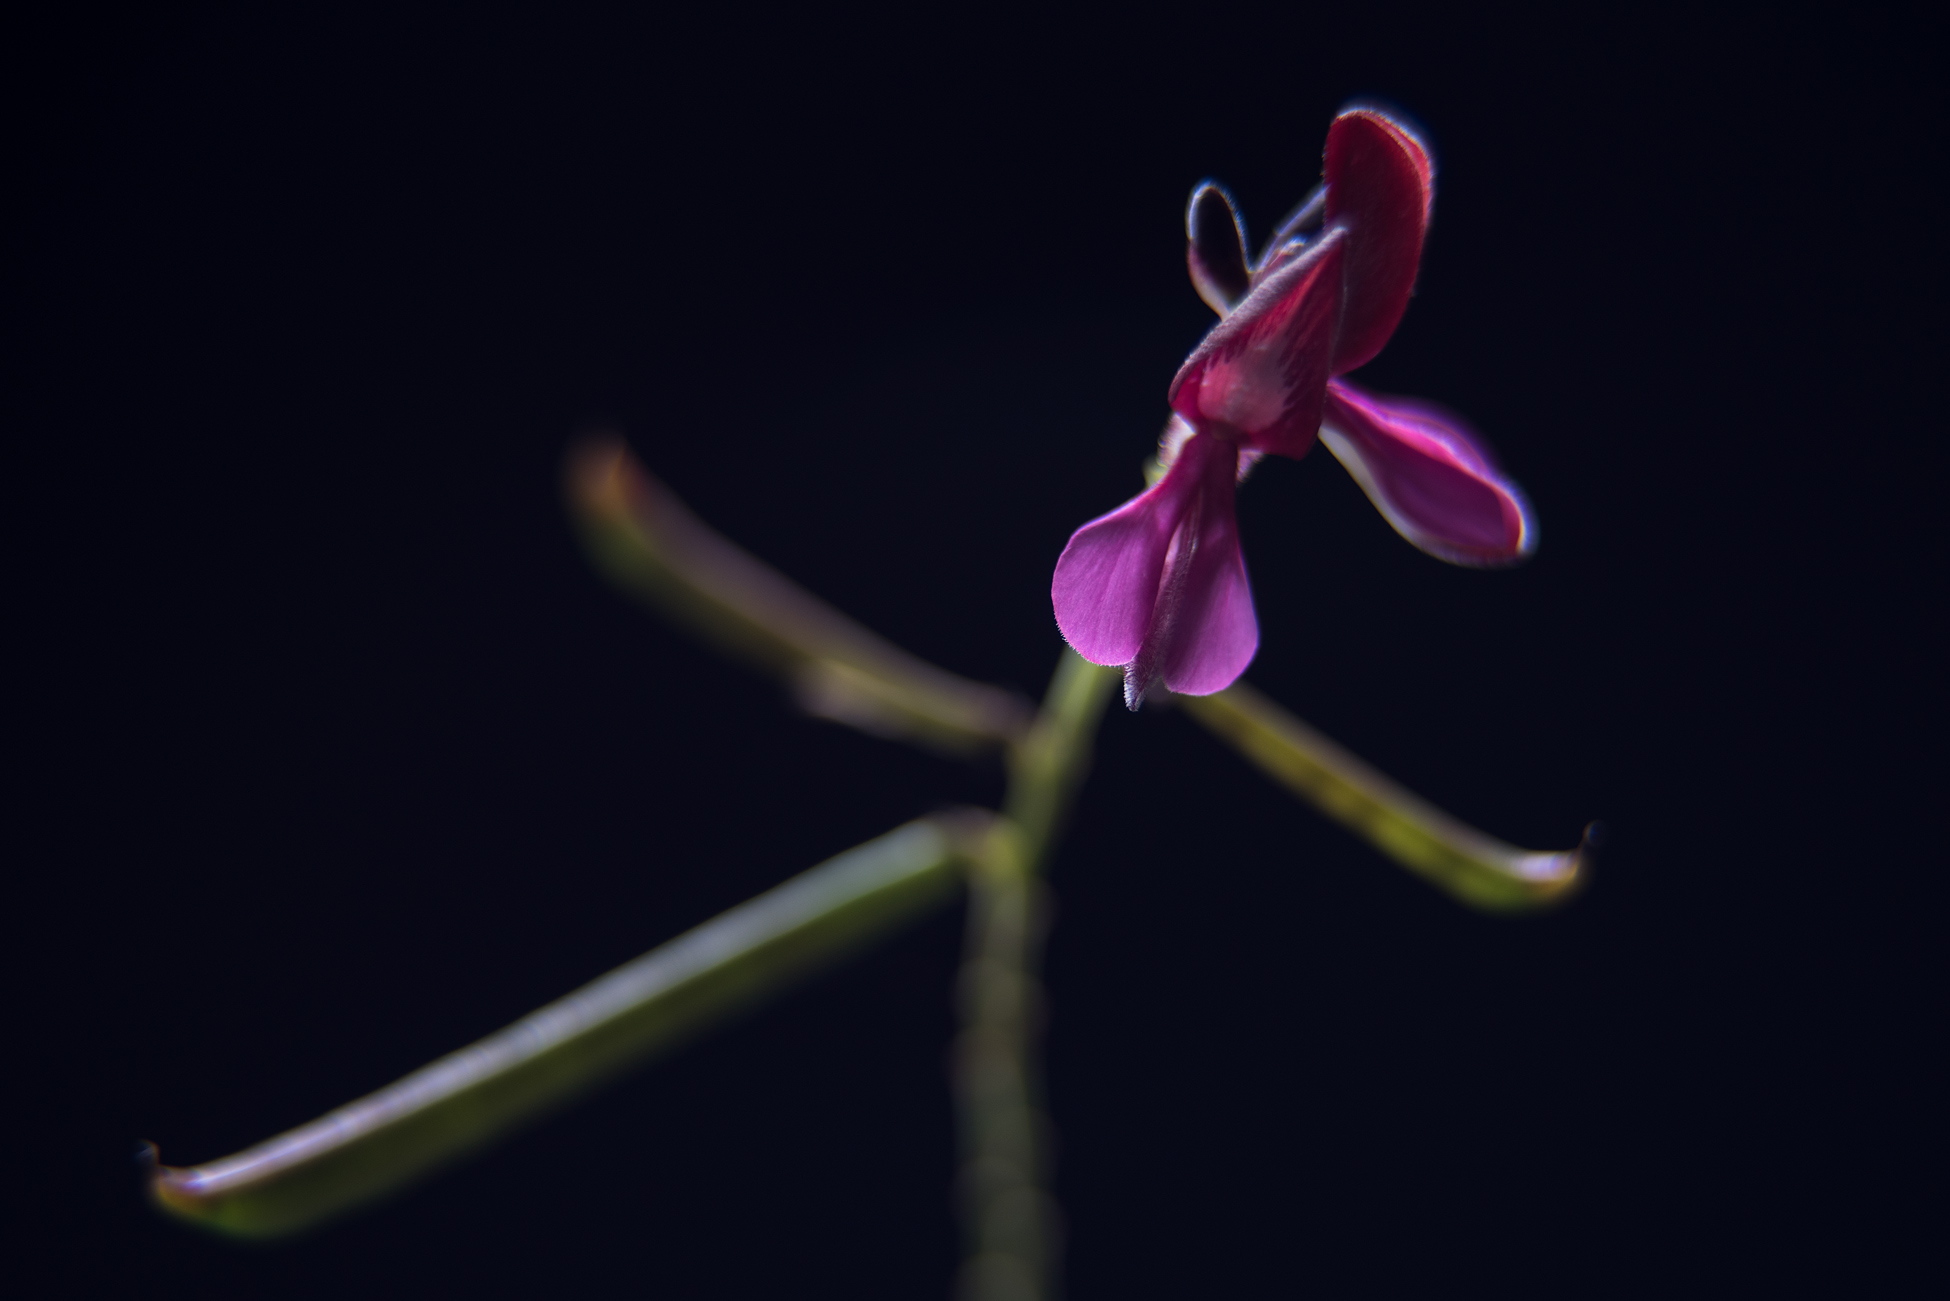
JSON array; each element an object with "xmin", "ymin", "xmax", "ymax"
[{"xmin": 1052, "ymin": 107, "xmax": 1537, "ymax": 709}]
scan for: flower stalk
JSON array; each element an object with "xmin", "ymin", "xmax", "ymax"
[{"xmin": 956, "ymin": 651, "xmax": 1116, "ymax": 1300}]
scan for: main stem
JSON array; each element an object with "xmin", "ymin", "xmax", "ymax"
[{"xmin": 954, "ymin": 651, "xmax": 1116, "ymax": 1301}]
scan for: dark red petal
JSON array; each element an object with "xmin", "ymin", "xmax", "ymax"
[
  {"xmin": 1167, "ymin": 227, "xmax": 1345, "ymax": 460},
  {"xmin": 1187, "ymin": 182, "xmax": 1251, "ymax": 315},
  {"xmin": 1321, "ymin": 380, "xmax": 1535, "ymax": 566},
  {"xmin": 1323, "ymin": 107, "xmax": 1434, "ymax": 374}
]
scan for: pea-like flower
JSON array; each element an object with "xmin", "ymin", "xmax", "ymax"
[{"xmin": 1052, "ymin": 107, "xmax": 1536, "ymax": 709}]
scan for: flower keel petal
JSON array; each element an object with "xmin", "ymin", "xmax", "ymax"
[
  {"xmin": 1168, "ymin": 227, "xmax": 1346, "ymax": 460},
  {"xmin": 1321, "ymin": 380, "xmax": 1535, "ymax": 566},
  {"xmin": 1162, "ymin": 456, "xmax": 1258, "ymax": 696}
]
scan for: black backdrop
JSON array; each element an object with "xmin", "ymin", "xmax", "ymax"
[{"xmin": 7, "ymin": 5, "xmax": 1939, "ymax": 1296}]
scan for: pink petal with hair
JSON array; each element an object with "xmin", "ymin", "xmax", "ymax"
[
  {"xmin": 1051, "ymin": 446, "xmax": 1208, "ymax": 666},
  {"xmin": 1161, "ymin": 460, "xmax": 1258, "ymax": 695},
  {"xmin": 1168, "ymin": 228, "xmax": 1345, "ymax": 460},
  {"xmin": 1323, "ymin": 108, "xmax": 1434, "ymax": 375},
  {"xmin": 1321, "ymin": 380, "xmax": 1535, "ymax": 566}
]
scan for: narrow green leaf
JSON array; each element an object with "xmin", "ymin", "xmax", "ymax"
[
  {"xmin": 1181, "ymin": 683, "xmax": 1590, "ymax": 911},
  {"xmin": 149, "ymin": 815, "xmax": 987, "ymax": 1238},
  {"xmin": 566, "ymin": 438, "xmax": 1034, "ymax": 755}
]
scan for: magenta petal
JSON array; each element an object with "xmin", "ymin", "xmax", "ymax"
[
  {"xmin": 1167, "ymin": 227, "xmax": 1345, "ymax": 460},
  {"xmin": 1323, "ymin": 108, "xmax": 1434, "ymax": 375},
  {"xmin": 1321, "ymin": 380, "xmax": 1536, "ymax": 566},
  {"xmin": 1161, "ymin": 466, "xmax": 1258, "ymax": 696},
  {"xmin": 1051, "ymin": 455, "xmax": 1203, "ymax": 666}
]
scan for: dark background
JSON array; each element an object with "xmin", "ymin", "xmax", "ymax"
[{"xmin": 7, "ymin": 4, "xmax": 1940, "ymax": 1296}]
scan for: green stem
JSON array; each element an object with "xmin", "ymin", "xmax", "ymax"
[
  {"xmin": 1003, "ymin": 650, "xmax": 1120, "ymax": 866},
  {"xmin": 954, "ymin": 651, "xmax": 1117, "ymax": 1301},
  {"xmin": 147, "ymin": 814, "xmax": 989, "ymax": 1239}
]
